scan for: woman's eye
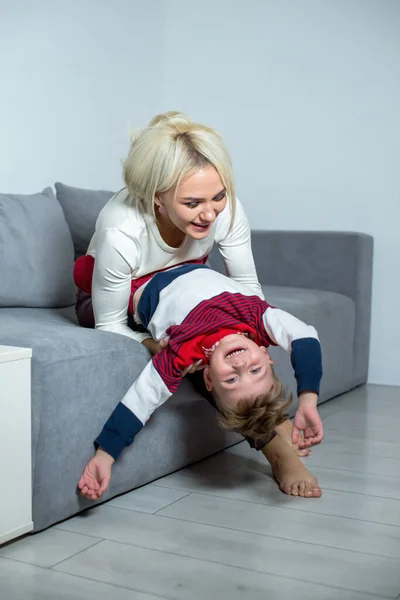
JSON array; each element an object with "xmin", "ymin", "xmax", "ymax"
[
  {"xmin": 226, "ymin": 377, "xmax": 237, "ymax": 384},
  {"xmin": 185, "ymin": 202, "xmax": 199, "ymax": 209},
  {"xmin": 214, "ymin": 193, "xmax": 226, "ymax": 202},
  {"xmin": 251, "ymin": 367, "xmax": 261, "ymax": 374}
]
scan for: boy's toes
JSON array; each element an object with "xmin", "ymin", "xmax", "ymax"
[
  {"xmin": 297, "ymin": 448, "xmax": 311, "ymax": 457},
  {"xmin": 312, "ymin": 485, "xmax": 322, "ymax": 497},
  {"xmin": 304, "ymin": 482, "xmax": 314, "ymax": 497},
  {"xmin": 290, "ymin": 483, "xmax": 300, "ymax": 496},
  {"xmin": 298, "ymin": 481, "xmax": 306, "ymax": 497}
]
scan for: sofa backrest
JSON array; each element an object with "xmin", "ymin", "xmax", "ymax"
[
  {"xmin": 55, "ymin": 182, "xmax": 115, "ymax": 260},
  {"xmin": 0, "ymin": 188, "xmax": 76, "ymax": 308}
]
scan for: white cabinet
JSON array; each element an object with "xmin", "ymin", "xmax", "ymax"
[{"xmin": 0, "ymin": 346, "xmax": 33, "ymax": 545}]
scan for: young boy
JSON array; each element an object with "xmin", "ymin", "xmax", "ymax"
[{"xmin": 79, "ymin": 264, "xmax": 324, "ymax": 500}]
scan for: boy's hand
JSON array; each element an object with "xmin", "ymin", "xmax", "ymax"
[
  {"xmin": 78, "ymin": 448, "xmax": 114, "ymax": 501},
  {"xmin": 292, "ymin": 393, "xmax": 324, "ymax": 449}
]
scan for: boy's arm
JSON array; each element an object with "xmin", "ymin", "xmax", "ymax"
[
  {"xmin": 94, "ymin": 347, "xmax": 186, "ymax": 461},
  {"xmin": 262, "ymin": 307, "xmax": 323, "ymax": 397},
  {"xmin": 262, "ymin": 307, "xmax": 323, "ymax": 447}
]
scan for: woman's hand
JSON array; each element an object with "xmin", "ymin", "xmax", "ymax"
[
  {"xmin": 142, "ymin": 336, "xmax": 170, "ymax": 356},
  {"xmin": 182, "ymin": 360, "xmax": 205, "ymax": 376}
]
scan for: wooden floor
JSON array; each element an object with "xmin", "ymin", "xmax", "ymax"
[{"xmin": 1, "ymin": 384, "xmax": 400, "ymax": 599}]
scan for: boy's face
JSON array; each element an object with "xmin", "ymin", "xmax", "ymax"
[{"xmin": 203, "ymin": 334, "xmax": 275, "ymax": 407}]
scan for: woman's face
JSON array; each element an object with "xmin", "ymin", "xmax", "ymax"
[{"xmin": 156, "ymin": 165, "xmax": 227, "ymax": 240}]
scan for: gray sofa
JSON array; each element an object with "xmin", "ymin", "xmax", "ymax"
[{"xmin": 0, "ymin": 185, "xmax": 373, "ymax": 532}]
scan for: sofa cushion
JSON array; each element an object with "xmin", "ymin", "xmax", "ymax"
[
  {"xmin": 0, "ymin": 188, "xmax": 75, "ymax": 308},
  {"xmin": 55, "ymin": 182, "xmax": 114, "ymax": 259},
  {"xmin": 262, "ymin": 285, "xmax": 355, "ymax": 402}
]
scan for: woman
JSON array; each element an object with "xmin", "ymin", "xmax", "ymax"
[
  {"xmin": 75, "ymin": 111, "xmax": 321, "ymax": 498},
  {"xmin": 75, "ymin": 111, "xmax": 261, "ymax": 351}
]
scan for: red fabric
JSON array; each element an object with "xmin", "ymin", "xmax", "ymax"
[
  {"xmin": 73, "ymin": 254, "xmax": 208, "ymax": 315},
  {"xmin": 73, "ymin": 255, "xmax": 95, "ymax": 295},
  {"xmin": 175, "ymin": 324, "xmax": 259, "ymax": 370}
]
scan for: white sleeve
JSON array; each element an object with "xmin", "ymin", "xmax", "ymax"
[
  {"xmin": 121, "ymin": 359, "xmax": 172, "ymax": 425},
  {"xmin": 91, "ymin": 227, "xmax": 151, "ymax": 343},
  {"xmin": 263, "ymin": 307, "xmax": 322, "ymax": 396},
  {"xmin": 215, "ymin": 197, "xmax": 264, "ymax": 299},
  {"xmin": 263, "ymin": 307, "xmax": 319, "ymax": 350},
  {"xmin": 94, "ymin": 358, "xmax": 173, "ymax": 460}
]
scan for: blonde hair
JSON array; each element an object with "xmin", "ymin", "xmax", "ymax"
[
  {"xmin": 215, "ymin": 373, "xmax": 292, "ymax": 446},
  {"xmin": 123, "ymin": 111, "xmax": 236, "ymax": 225}
]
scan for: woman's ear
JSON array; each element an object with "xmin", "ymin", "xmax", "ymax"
[
  {"xmin": 154, "ymin": 194, "xmax": 165, "ymax": 215},
  {"xmin": 203, "ymin": 366, "xmax": 213, "ymax": 392}
]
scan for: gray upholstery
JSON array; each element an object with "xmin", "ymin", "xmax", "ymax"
[
  {"xmin": 0, "ymin": 188, "xmax": 75, "ymax": 307},
  {"xmin": 263, "ymin": 286, "xmax": 355, "ymax": 410},
  {"xmin": 0, "ymin": 195, "xmax": 373, "ymax": 532},
  {"xmin": 55, "ymin": 183, "xmax": 114, "ymax": 259}
]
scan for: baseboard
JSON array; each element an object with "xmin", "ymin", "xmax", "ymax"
[{"xmin": 0, "ymin": 522, "xmax": 34, "ymax": 546}]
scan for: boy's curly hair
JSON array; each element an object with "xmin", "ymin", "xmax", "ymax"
[{"xmin": 215, "ymin": 373, "xmax": 292, "ymax": 446}]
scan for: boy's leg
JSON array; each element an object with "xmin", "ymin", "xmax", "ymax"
[
  {"xmin": 274, "ymin": 419, "xmax": 311, "ymax": 456},
  {"xmin": 262, "ymin": 434, "xmax": 322, "ymax": 497}
]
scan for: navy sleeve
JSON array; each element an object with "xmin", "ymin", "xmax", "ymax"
[
  {"xmin": 94, "ymin": 402, "xmax": 144, "ymax": 461},
  {"xmin": 290, "ymin": 338, "xmax": 323, "ymax": 396}
]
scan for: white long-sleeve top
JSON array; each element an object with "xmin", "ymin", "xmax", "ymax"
[{"xmin": 86, "ymin": 188, "xmax": 263, "ymax": 343}]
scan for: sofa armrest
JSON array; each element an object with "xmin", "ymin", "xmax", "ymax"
[{"xmin": 210, "ymin": 230, "xmax": 373, "ymax": 385}]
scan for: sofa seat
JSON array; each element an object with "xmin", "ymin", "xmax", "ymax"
[{"xmin": 262, "ymin": 285, "xmax": 355, "ymax": 403}]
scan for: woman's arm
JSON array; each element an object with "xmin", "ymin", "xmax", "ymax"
[
  {"xmin": 91, "ymin": 227, "xmax": 151, "ymax": 344},
  {"xmin": 215, "ymin": 197, "xmax": 264, "ymax": 299}
]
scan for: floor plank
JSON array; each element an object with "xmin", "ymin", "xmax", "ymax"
[
  {"xmin": 158, "ymin": 491, "xmax": 400, "ymax": 559},
  {"xmin": 54, "ymin": 538, "xmax": 391, "ymax": 599},
  {"xmin": 0, "ymin": 557, "xmax": 167, "ymax": 600},
  {"xmin": 155, "ymin": 464, "xmax": 400, "ymax": 527},
  {"xmin": 0, "ymin": 528, "xmax": 101, "ymax": 568},
  {"xmin": 107, "ymin": 484, "xmax": 191, "ymax": 514}
]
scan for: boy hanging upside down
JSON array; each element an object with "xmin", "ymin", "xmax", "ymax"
[{"xmin": 79, "ymin": 264, "xmax": 324, "ymax": 500}]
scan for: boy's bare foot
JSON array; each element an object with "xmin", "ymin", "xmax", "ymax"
[
  {"xmin": 263, "ymin": 434, "xmax": 322, "ymax": 498},
  {"xmin": 78, "ymin": 449, "xmax": 114, "ymax": 501},
  {"xmin": 275, "ymin": 419, "xmax": 311, "ymax": 457}
]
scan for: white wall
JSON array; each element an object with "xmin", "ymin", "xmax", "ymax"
[
  {"xmin": 163, "ymin": 0, "xmax": 400, "ymax": 385},
  {"xmin": 1, "ymin": 1, "xmax": 399, "ymax": 385},
  {"xmin": 0, "ymin": 0, "xmax": 164, "ymax": 192}
]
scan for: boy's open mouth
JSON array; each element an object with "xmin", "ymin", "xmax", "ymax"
[{"xmin": 225, "ymin": 347, "xmax": 246, "ymax": 359}]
